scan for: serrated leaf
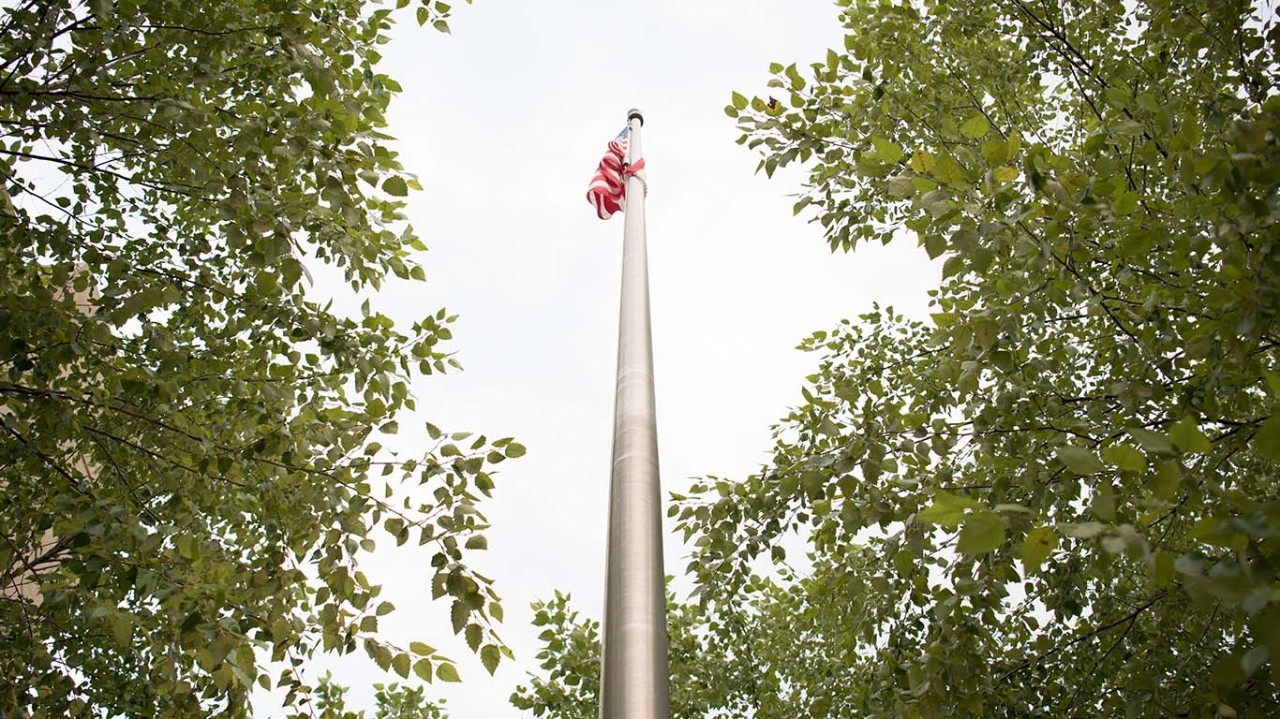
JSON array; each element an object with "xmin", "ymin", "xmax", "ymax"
[
  {"xmin": 450, "ymin": 600, "xmax": 468, "ymax": 634},
  {"xmin": 465, "ymin": 623, "xmax": 482, "ymax": 652},
  {"xmin": 413, "ymin": 658, "xmax": 433, "ymax": 682},
  {"xmin": 392, "ymin": 652, "xmax": 410, "ymax": 679},
  {"xmin": 731, "ymin": 91, "xmax": 748, "ymax": 110},
  {"xmin": 383, "ymin": 176, "xmax": 409, "ymax": 197},
  {"xmin": 410, "ymin": 641, "xmax": 435, "ymax": 656},
  {"xmin": 505, "ymin": 442, "xmax": 527, "ymax": 458},
  {"xmin": 957, "ymin": 510, "xmax": 1005, "ymax": 555},
  {"xmin": 1057, "ymin": 445, "xmax": 1104, "ymax": 474},
  {"xmin": 481, "ymin": 644, "xmax": 501, "ymax": 675},
  {"xmin": 437, "ymin": 663, "xmax": 461, "ymax": 682}
]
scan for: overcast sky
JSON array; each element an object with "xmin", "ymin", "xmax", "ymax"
[{"xmin": 274, "ymin": 1, "xmax": 939, "ymax": 716}]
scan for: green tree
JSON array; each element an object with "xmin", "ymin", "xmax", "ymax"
[
  {"xmin": 314, "ymin": 673, "xmax": 448, "ymax": 719},
  {"xmin": 509, "ymin": 588, "xmax": 761, "ymax": 719},
  {"xmin": 0, "ymin": 1, "xmax": 512, "ymax": 717},
  {"xmin": 676, "ymin": 0, "xmax": 1280, "ymax": 716}
]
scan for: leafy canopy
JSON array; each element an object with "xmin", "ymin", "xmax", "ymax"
[
  {"xmin": 0, "ymin": 0, "xmax": 513, "ymax": 717},
  {"xmin": 685, "ymin": 0, "xmax": 1280, "ymax": 716}
]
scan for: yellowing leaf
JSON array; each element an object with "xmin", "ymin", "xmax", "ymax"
[
  {"xmin": 1021, "ymin": 526, "xmax": 1057, "ymax": 572},
  {"xmin": 993, "ymin": 166, "xmax": 1019, "ymax": 183},
  {"xmin": 910, "ymin": 151, "xmax": 936, "ymax": 173}
]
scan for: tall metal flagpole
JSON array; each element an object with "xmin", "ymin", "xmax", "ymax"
[{"xmin": 599, "ymin": 108, "xmax": 669, "ymax": 719}]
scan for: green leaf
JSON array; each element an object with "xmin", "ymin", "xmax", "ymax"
[
  {"xmin": 1170, "ymin": 416, "xmax": 1211, "ymax": 453},
  {"xmin": 1114, "ymin": 191, "xmax": 1139, "ymax": 215},
  {"xmin": 871, "ymin": 136, "xmax": 903, "ymax": 164},
  {"xmin": 1091, "ymin": 482, "xmax": 1117, "ymax": 521},
  {"xmin": 437, "ymin": 663, "xmax": 461, "ymax": 682},
  {"xmin": 1151, "ymin": 459, "xmax": 1183, "ymax": 500},
  {"xmin": 481, "ymin": 644, "xmax": 501, "ymax": 675},
  {"xmin": 731, "ymin": 91, "xmax": 748, "ymax": 110},
  {"xmin": 924, "ymin": 233, "xmax": 947, "ymax": 260},
  {"xmin": 465, "ymin": 623, "xmax": 483, "ymax": 652},
  {"xmin": 392, "ymin": 652, "xmax": 410, "ymax": 679},
  {"xmin": 451, "ymin": 600, "xmax": 468, "ymax": 634},
  {"xmin": 1102, "ymin": 443, "xmax": 1146, "ymax": 473},
  {"xmin": 916, "ymin": 491, "xmax": 982, "ymax": 528},
  {"xmin": 1241, "ymin": 646, "xmax": 1270, "ymax": 677},
  {"xmin": 413, "ymin": 658, "xmax": 433, "ymax": 682},
  {"xmin": 1021, "ymin": 526, "xmax": 1057, "ymax": 572},
  {"xmin": 1253, "ymin": 414, "xmax": 1280, "ymax": 461},
  {"xmin": 1126, "ymin": 427, "xmax": 1173, "ymax": 454},
  {"xmin": 956, "ymin": 510, "xmax": 1005, "ymax": 555},
  {"xmin": 1056, "ymin": 445, "xmax": 1104, "ymax": 475},
  {"xmin": 383, "ymin": 176, "xmax": 409, "ymax": 197},
  {"xmin": 961, "ymin": 115, "xmax": 990, "ymax": 139}
]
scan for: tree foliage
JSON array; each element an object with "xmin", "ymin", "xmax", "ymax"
[
  {"xmin": 510, "ymin": 589, "xmax": 766, "ymax": 719},
  {"xmin": 671, "ymin": 0, "xmax": 1280, "ymax": 716},
  {"xmin": 314, "ymin": 673, "xmax": 448, "ymax": 719},
  {"xmin": 0, "ymin": 1, "xmax": 512, "ymax": 717}
]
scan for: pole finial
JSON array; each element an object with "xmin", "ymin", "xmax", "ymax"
[{"xmin": 627, "ymin": 108, "xmax": 644, "ymax": 125}]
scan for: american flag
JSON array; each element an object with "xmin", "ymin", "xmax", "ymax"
[{"xmin": 586, "ymin": 128, "xmax": 630, "ymax": 220}]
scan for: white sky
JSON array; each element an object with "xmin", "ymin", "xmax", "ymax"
[{"xmin": 275, "ymin": 1, "xmax": 939, "ymax": 716}]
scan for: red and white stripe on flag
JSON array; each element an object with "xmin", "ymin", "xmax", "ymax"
[{"xmin": 586, "ymin": 127, "xmax": 629, "ymax": 220}]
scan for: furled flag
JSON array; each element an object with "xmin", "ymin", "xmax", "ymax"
[{"xmin": 586, "ymin": 127, "xmax": 644, "ymax": 220}]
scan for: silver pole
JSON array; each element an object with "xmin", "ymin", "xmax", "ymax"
[{"xmin": 599, "ymin": 108, "xmax": 669, "ymax": 719}]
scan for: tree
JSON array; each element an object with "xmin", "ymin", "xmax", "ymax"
[
  {"xmin": 0, "ymin": 1, "xmax": 513, "ymax": 717},
  {"xmin": 509, "ymin": 589, "xmax": 764, "ymax": 719},
  {"xmin": 670, "ymin": 0, "xmax": 1280, "ymax": 716},
  {"xmin": 314, "ymin": 673, "xmax": 448, "ymax": 719}
]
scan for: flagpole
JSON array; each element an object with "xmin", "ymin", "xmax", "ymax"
[{"xmin": 599, "ymin": 108, "xmax": 669, "ymax": 719}]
